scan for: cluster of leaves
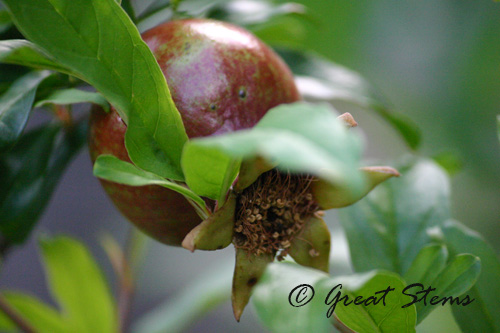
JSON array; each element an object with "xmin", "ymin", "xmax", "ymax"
[{"xmin": 0, "ymin": 0, "xmax": 499, "ymax": 332}]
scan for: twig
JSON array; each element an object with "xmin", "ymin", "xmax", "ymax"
[{"xmin": 0, "ymin": 295, "xmax": 36, "ymax": 333}]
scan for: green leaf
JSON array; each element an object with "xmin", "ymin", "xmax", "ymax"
[
  {"xmin": 278, "ymin": 49, "xmax": 421, "ymax": 150},
  {"xmin": 403, "ymin": 244, "xmax": 448, "ymax": 286},
  {"xmin": 39, "ymin": 236, "xmax": 117, "ymax": 333},
  {"xmin": 3, "ymin": 0, "xmax": 188, "ymax": 180},
  {"xmin": 338, "ymin": 158, "xmax": 450, "ymax": 275},
  {"xmin": 0, "ymin": 121, "xmax": 87, "ymax": 243},
  {"xmin": 414, "ymin": 254, "xmax": 480, "ymax": 323},
  {"xmin": 93, "ymin": 154, "xmax": 207, "ymax": 216},
  {"xmin": 0, "ymin": 40, "xmax": 76, "ymax": 76},
  {"xmin": 0, "ymin": 70, "xmax": 51, "ymax": 151},
  {"xmin": 321, "ymin": 271, "xmax": 416, "ymax": 333},
  {"xmin": 181, "ymin": 145, "xmax": 239, "ymax": 201},
  {"xmin": 182, "ymin": 102, "xmax": 365, "ymax": 200},
  {"xmin": 440, "ymin": 220, "xmax": 500, "ymax": 332},
  {"xmin": 35, "ymin": 88, "xmax": 109, "ymax": 111},
  {"xmin": 0, "ymin": 292, "xmax": 68, "ymax": 332}
]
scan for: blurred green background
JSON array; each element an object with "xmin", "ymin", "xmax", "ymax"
[{"xmin": 284, "ymin": 0, "xmax": 500, "ymax": 248}]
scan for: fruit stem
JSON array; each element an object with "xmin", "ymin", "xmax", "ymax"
[{"xmin": 0, "ymin": 294, "xmax": 36, "ymax": 333}]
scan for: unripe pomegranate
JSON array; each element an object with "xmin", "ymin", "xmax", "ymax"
[{"xmin": 89, "ymin": 18, "xmax": 300, "ymax": 246}]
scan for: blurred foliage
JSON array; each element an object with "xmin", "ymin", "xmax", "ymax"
[
  {"xmin": 274, "ymin": 0, "xmax": 500, "ymax": 250},
  {"xmin": 0, "ymin": 236, "xmax": 117, "ymax": 332}
]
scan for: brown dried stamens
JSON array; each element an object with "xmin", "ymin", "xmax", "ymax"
[{"xmin": 234, "ymin": 170, "xmax": 319, "ymax": 258}]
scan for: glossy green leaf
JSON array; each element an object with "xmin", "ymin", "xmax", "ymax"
[
  {"xmin": 3, "ymin": 0, "xmax": 188, "ymax": 180},
  {"xmin": 403, "ymin": 244, "xmax": 448, "ymax": 286},
  {"xmin": 35, "ymin": 88, "xmax": 109, "ymax": 112},
  {"xmin": 339, "ymin": 159, "xmax": 450, "ymax": 275},
  {"xmin": 414, "ymin": 254, "xmax": 480, "ymax": 323},
  {"xmin": 278, "ymin": 49, "xmax": 421, "ymax": 150},
  {"xmin": 181, "ymin": 145, "xmax": 239, "ymax": 201},
  {"xmin": 320, "ymin": 271, "xmax": 416, "ymax": 333},
  {"xmin": 40, "ymin": 236, "xmax": 117, "ymax": 332},
  {"xmin": 0, "ymin": 70, "xmax": 51, "ymax": 151},
  {"xmin": 0, "ymin": 292, "xmax": 68, "ymax": 332},
  {"xmin": 0, "ymin": 40, "xmax": 76, "ymax": 76},
  {"xmin": 182, "ymin": 102, "xmax": 365, "ymax": 200},
  {"xmin": 0, "ymin": 121, "xmax": 87, "ymax": 243},
  {"xmin": 441, "ymin": 220, "xmax": 500, "ymax": 332},
  {"xmin": 93, "ymin": 154, "xmax": 207, "ymax": 216}
]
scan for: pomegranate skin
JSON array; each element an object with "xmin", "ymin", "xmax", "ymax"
[
  {"xmin": 142, "ymin": 18, "xmax": 300, "ymax": 137},
  {"xmin": 89, "ymin": 19, "xmax": 301, "ymax": 246}
]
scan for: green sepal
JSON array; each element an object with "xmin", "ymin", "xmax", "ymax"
[
  {"xmin": 288, "ymin": 215, "xmax": 330, "ymax": 273},
  {"xmin": 232, "ymin": 248, "xmax": 274, "ymax": 321},
  {"xmin": 312, "ymin": 166, "xmax": 400, "ymax": 209},
  {"xmin": 234, "ymin": 156, "xmax": 275, "ymax": 192},
  {"xmin": 182, "ymin": 192, "xmax": 236, "ymax": 252}
]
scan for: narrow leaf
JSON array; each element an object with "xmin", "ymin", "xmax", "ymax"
[
  {"xmin": 93, "ymin": 155, "xmax": 207, "ymax": 215},
  {"xmin": 0, "ymin": 70, "xmax": 51, "ymax": 151},
  {"xmin": 35, "ymin": 88, "xmax": 109, "ymax": 112},
  {"xmin": 39, "ymin": 236, "xmax": 117, "ymax": 332},
  {"xmin": 0, "ymin": 292, "xmax": 68, "ymax": 332},
  {"xmin": 3, "ymin": 0, "xmax": 188, "ymax": 179},
  {"xmin": 415, "ymin": 254, "xmax": 481, "ymax": 323},
  {"xmin": 0, "ymin": 40, "xmax": 76, "ymax": 76},
  {"xmin": 403, "ymin": 244, "xmax": 448, "ymax": 286}
]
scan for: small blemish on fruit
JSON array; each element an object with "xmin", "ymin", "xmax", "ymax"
[
  {"xmin": 238, "ymin": 88, "xmax": 247, "ymax": 99},
  {"xmin": 209, "ymin": 104, "xmax": 217, "ymax": 111},
  {"xmin": 184, "ymin": 42, "xmax": 191, "ymax": 51},
  {"xmin": 247, "ymin": 277, "xmax": 258, "ymax": 287}
]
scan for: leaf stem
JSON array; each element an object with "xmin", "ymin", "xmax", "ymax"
[{"xmin": 0, "ymin": 295, "xmax": 36, "ymax": 333}]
